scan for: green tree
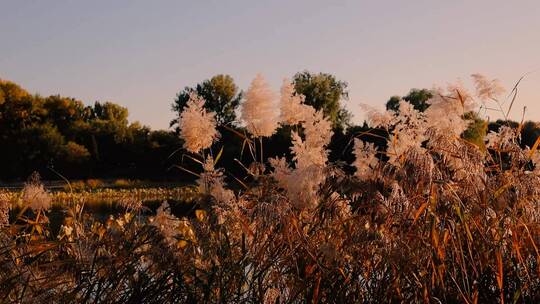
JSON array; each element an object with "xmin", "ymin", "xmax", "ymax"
[
  {"xmin": 17, "ymin": 123, "xmax": 65, "ymax": 174},
  {"xmin": 386, "ymin": 88, "xmax": 433, "ymax": 112},
  {"xmin": 43, "ymin": 95, "xmax": 86, "ymax": 135},
  {"xmin": 171, "ymin": 74, "xmax": 242, "ymax": 130},
  {"xmin": 292, "ymin": 71, "xmax": 351, "ymax": 130},
  {"xmin": 462, "ymin": 112, "xmax": 488, "ymax": 151}
]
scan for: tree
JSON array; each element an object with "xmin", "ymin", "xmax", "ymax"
[
  {"xmin": 0, "ymin": 79, "xmax": 30, "ymax": 105},
  {"xmin": 171, "ymin": 74, "xmax": 242, "ymax": 130},
  {"xmin": 43, "ymin": 95, "xmax": 86, "ymax": 135},
  {"xmin": 520, "ymin": 121, "xmax": 540, "ymax": 148},
  {"xmin": 462, "ymin": 112, "xmax": 488, "ymax": 151},
  {"xmin": 0, "ymin": 79, "xmax": 190, "ymax": 180},
  {"xmin": 386, "ymin": 88, "xmax": 433, "ymax": 112},
  {"xmin": 292, "ymin": 71, "xmax": 351, "ymax": 130}
]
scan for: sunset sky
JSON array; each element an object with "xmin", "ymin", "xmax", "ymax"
[{"xmin": 1, "ymin": 0, "xmax": 539, "ymax": 129}]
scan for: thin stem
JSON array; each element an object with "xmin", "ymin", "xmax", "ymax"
[{"xmin": 259, "ymin": 137, "xmax": 264, "ymax": 164}]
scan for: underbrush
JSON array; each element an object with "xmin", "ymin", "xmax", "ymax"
[{"xmin": 1, "ymin": 74, "xmax": 540, "ymax": 303}]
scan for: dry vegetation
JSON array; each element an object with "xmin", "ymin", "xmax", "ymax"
[{"xmin": 2, "ymin": 74, "xmax": 540, "ymax": 303}]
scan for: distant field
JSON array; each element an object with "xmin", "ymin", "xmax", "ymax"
[
  {"xmin": 0, "ymin": 179, "xmax": 189, "ymax": 191},
  {"xmin": 2, "ymin": 185, "xmax": 200, "ymax": 217}
]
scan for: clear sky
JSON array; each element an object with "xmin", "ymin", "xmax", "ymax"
[{"xmin": 1, "ymin": 0, "xmax": 539, "ymax": 129}]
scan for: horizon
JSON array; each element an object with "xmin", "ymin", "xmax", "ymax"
[{"xmin": 1, "ymin": 1, "xmax": 540, "ymax": 130}]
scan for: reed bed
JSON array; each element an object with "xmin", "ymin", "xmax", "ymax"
[{"xmin": 1, "ymin": 74, "xmax": 540, "ymax": 303}]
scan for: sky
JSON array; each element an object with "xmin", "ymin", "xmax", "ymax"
[{"xmin": 1, "ymin": 0, "xmax": 540, "ymax": 130}]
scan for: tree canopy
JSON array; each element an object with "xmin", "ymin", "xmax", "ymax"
[
  {"xmin": 386, "ymin": 88, "xmax": 433, "ymax": 112},
  {"xmin": 171, "ymin": 74, "xmax": 242, "ymax": 130},
  {"xmin": 292, "ymin": 71, "xmax": 351, "ymax": 130},
  {"xmin": 0, "ymin": 79, "xmax": 183, "ymax": 181}
]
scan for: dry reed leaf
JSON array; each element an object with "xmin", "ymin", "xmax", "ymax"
[
  {"xmin": 528, "ymin": 136, "xmax": 540, "ymax": 158},
  {"xmin": 493, "ymin": 182, "xmax": 512, "ymax": 199},
  {"xmin": 412, "ymin": 202, "xmax": 429, "ymax": 225},
  {"xmin": 195, "ymin": 209, "xmax": 207, "ymax": 222},
  {"xmin": 496, "ymin": 250, "xmax": 504, "ymax": 303}
]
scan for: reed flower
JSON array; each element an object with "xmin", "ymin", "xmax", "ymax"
[
  {"xmin": 22, "ymin": 180, "xmax": 51, "ymax": 211},
  {"xmin": 270, "ymin": 105, "xmax": 333, "ymax": 209},
  {"xmin": 425, "ymin": 83, "xmax": 474, "ymax": 137},
  {"xmin": 471, "ymin": 73, "xmax": 505, "ymax": 101},
  {"xmin": 279, "ymin": 78, "xmax": 306, "ymax": 125},
  {"xmin": 269, "ymin": 156, "xmax": 324, "ymax": 209},
  {"xmin": 150, "ymin": 202, "xmax": 180, "ymax": 246},
  {"xmin": 7, "ymin": 73, "xmax": 540, "ymax": 303},
  {"xmin": 485, "ymin": 125, "xmax": 516, "ymax": 150},
  {"xmin": 241, "ymin": 74, "xmax": 278, "ymax": 137},
  {"xmin": 198, "ymin": 156, "xmax": 235, "ymax": 205},
  {"xmin": 179, "ymin": 92, "xmax": 219, "ymax": 153},
  {"xmin": 360, "ymin": 103, "xmax": 394, "ymax": 129},
  {"xmin": 353, "ymin": 138, "xmax": 379, "ymax": 181},
  {"xmin": 290, "ymin": 108, "xmax": 333, "ymax": 168},
  {"xmin": 386, "ymin": 100, "xmax": 426, "ymax": 164}
]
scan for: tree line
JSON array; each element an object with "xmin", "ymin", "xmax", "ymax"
[
  {"xmin": 0, "ymin": 80, "xmax": 183, "ymax": 181},
  {"xmin": 0, "ymin": 73, "xmax": 538, "ymax": 182}
]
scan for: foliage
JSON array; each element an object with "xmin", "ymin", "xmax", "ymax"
[
  {"xmin": 386, "ymin": 88, "xmax": 433, "ymax": 112},
  {"xmin": 0, "ymin": 79, "xmax": 184, "ymax": 181},
  {"xmin": 462, "ymin": 111, "xmax": 488, "ymax": 150},
  {"xmin": 293, "ymin": 71, "xmax": 351, "ymax": 130},
  {"xmin": 171, "ymin": 74, "xmax": 242, "ymax": 129}
]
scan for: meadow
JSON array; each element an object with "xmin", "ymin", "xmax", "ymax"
[{"xmin": 2, "ymin": 74, "xmax": 540, "ymax": 303}]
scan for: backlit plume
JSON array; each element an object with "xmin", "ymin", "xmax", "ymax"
[
  {"xmin": 179, "ymin": 92, "xmax": 219, "ymax": 153},
  {"xmin": 471, "ymin": 73, "xmax": 505, "ymax": 101},
  {"xmin": 425, "ymin": 82, "xmax": 475, "ymax": 137},
  {"xmin": 270, "ymin": 104, "xmax": 333, "ymax": 209},
  {"xmin": 241, "ymin": 74, "xmax": 278, "ymax": 137},
  {"xmin": 197, "ymin": 156, "xmax": 235, "ymax": 205},
  {"xmin": 353, "ymin": 138, "xmax": 379, "ymax": 181},
  {"xmin": 360, "ymin": 103, "xmax": 393, "ymax": 129},
  {"xmin": 279, "ymin": 78, "xmax": 306, "ymax": 125},
  {"xmin": 150, "ymin": 202, "xmax": 181, "ymax": 247},
  {"xmin": 386, "ymin": 100, "xmax": 426, "ymax": 165},
  {"xmin": 290, "ymin": 109, "xmax": 333, "ymax": 168},
  {"xmin": 22, "ymin": 178, "xmax": 51, "ymax": 211}
]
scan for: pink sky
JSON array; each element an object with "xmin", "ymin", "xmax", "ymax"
[{"xmin": 1, "ymin": 1, "xmax": 539, "ymax": 129}]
